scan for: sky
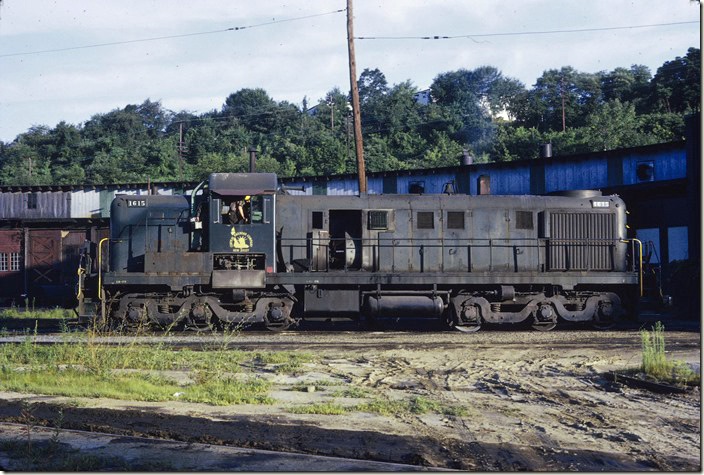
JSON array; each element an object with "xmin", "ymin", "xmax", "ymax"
[{"xmin": 0, "ymin": 0, "xmax": 699, "ymax": 142}]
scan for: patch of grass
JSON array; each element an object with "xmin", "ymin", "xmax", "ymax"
[
  {"xmin": 287, "ymin": 402, "xmax": 346, "ymax": 415},
  {"xmin": 0, "ymin": 333, "xmax": 318, "ymax": 404},
  {"xmin": 253, "ymin": 351, "xmax": 315, "ymax": 365},
  {"xmin": 351, "ymin": 398, "xmax": 408, "ymax": 415},
  {"xmin": 330, "ymin": 386, "xmax": 371, "ymax": 398},
  {"xmin": 0, "ymin": 338, "xmax": 313, "ymax": 374},
  {"xmin": 0, "ymin": 368, "xmax": 180, "ymax": 402},
  {"xmin": 0, "ymin": 307, "xmax": 73, "ymax": 320},
  {"xmin": 273, "ymin": 361, "xmax": 304, "ymax": 375},
  {"xmin": 352, "ymin": 396, "xmax": 469, "ymax": 417},
  {"xmin": 0, "ymin": 367, "xmax": 272, "ymax": 406},
  {"xmin": 640, "ymin": 322, "xmax": 699, "ymax": 385},
  {"xmin": 180, "ymin": 377, "xmax": 273, "ymax": 406}
]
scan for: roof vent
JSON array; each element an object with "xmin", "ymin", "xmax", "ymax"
[{"xmin": 540, "ymin": 143, "xmax": 552, "ymax": 159}]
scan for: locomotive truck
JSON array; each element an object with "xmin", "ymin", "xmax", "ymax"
[{"xmin": 77, "ymin": 172, "xmax": 642, "ymax": 331}]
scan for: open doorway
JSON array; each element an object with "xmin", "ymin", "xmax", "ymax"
[{"xmin": 329, "ymin": 210, "xmax": 362, "ymax": 269}]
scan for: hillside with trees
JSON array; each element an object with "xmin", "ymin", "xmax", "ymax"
[{"xmin": 0, "ymin": 47, "xmax": 698, "ymax": 186}]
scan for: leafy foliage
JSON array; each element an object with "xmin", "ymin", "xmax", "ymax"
[{"xmin": 0, "ymin": 48, "xmax": 698, "ymax": 185}]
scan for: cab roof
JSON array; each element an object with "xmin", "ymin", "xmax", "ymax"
[{"xmin": 208, "ymin": 173, "xmax": 278, "ymax": 196}]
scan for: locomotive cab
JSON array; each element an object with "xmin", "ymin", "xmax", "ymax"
[{"xmin": 206, "ymin": 173, "xmax": 277, "ymax": 288}]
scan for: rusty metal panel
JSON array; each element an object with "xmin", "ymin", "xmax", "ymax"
[
  {"xmin": 0, "ymin": 230, "xmax": 21, "ymax": 253},
  {"xmin": 0, "ymin": 230, "xmax": 23, "ymax": 303},
  {"xmin": 28, "ymin": 230, "xmax": 62, "ymax": 288}
]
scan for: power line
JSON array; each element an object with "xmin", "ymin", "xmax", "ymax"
[
  {"xmin": 0, "ymin": 9, "xmax": 345, "ymax": 59},
  {"xmin": 356, "ymin": 20, "xmax": 699, "ymax": 41}
]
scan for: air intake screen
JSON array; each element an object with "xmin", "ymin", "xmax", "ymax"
[
  {"xmin": 368, "ymin": 210, "xmax": 388, "ymax": 230},
  {"xmin": 516, "ymin": 211, "xmax": 533, "ymax": 230},
  {"xmin": 549, "ymin": 212, "xmax": 614, "ymax": 271},
  {"xmin": 416, "ymin": 212, "xmax": 434, "ymax": 229},
  {"xmin": 447, "ymin": 211, "xmax": 465, "ymax": 229}
]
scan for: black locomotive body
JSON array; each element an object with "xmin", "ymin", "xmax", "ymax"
[{"xmin": 83, "ymin": 172, "xmax": 641, "ymax": 331}]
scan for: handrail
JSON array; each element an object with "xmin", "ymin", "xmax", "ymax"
[
  {"xmin": 621, "ymin": 238, "xmax": 643, "ymax": 296},
  {"xmin": 98, "ymin": 237, "xmax": 109, "ymax": 301},
  {"xmin": 283, "ymin": 235, "xmax": 625, "ymax": 273}
]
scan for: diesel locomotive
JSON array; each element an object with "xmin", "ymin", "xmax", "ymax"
[{"xmin": 77, "ymin": 172, "xmax": 642, "ymax": 331}]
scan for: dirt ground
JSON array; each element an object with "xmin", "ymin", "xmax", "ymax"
[{"xmin": 0, "ymin": 327, "xmax": 700, "ymax": 470}]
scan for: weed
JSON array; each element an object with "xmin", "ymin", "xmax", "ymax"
[
  {"xmin": 640, "ymin": 322, "xmax": 699, "ymax": 385},
  {"xmin": 273, "ymin": 361, "xmax": 303, "ymax": 375},
  {"xmin": 352, "ymin": 396, "xmax": 469, "ymax": 417},
  {"xmin": 49, "ymin": 409, "xmax": 64, "ymax": 455},
  {"xmin": 180, "ymin": 377, "xmax": 273, "ymax": 405},
  {"xmin": 253, "ymin": 351, "xmax": 315, "ymax": 365},
  {"xmin": 330, "ymin": 386, "xmax": 371, "ymax": 398},
  {"xmin": 351, "ymin": 398, "xmax": 408, "ymax": 416},
  {"xmin": 0, "ymin": 307, "xmax": 72, "ymax": 320},
  {"xmin": 19, "ymin": 400, "xmax": 37, "ymax": 454},
  {"xmin": 287, "ymin": 402, "xmax": 346, "ymax": 415}
]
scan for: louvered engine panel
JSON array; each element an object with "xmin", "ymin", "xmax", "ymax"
[{"xmin": 549, "ymin": 213, "xmax": 614, "ymax": 271}]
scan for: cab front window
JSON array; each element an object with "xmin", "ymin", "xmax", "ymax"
[{"xmin": 221, "ymin": 195, "xmax": 263, "ymax": 225}]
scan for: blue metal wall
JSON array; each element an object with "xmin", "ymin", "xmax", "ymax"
[{"xmin": 0, "ymin": 141, "xmax": 687, "ymax": 219}]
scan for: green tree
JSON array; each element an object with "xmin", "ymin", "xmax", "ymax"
[
  {"xmin": 651, "ymin": 47, "xmax": 700, "ymax": 114},
  {"xmin": 583, "ymin": 100, "xmax": 647, "ymax": 151}
]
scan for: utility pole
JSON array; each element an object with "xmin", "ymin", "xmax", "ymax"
[
  {"xmin": 560, "ymin": 76, "xmax": 566, "ymax": 132},
  {"xmin": 177, "ymin": 122, "xmax": 186, "ymax": 182},
  {"xmin": 347, "ymin": 0, "xmax": 366, "ymax": 194},
  {"xmin": 327, "ymin": 95, "xmax": 335, "ymax": 129}
]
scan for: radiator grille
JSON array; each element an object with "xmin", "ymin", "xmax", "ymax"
[{"xmin": 549, "ymin": 213, "xmax": 614, "ymax": 271}]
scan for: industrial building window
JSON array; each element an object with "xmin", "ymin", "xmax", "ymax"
[
  {"xmin": 27, "ymin": 193, "xmax": 38, "ymax": 209},
  {"xmin": 10, "ymin": 253, "xmax": 20, "ymax": 271},
  {"xmin": 447, "ymin": 211, "xmax": 465, "ymax": 229},
  {"xmin": 382, "ymin": 176, "xmax": 397, "ymax": 194},
  {"xmin": 368, "ymin": 210, "xmax": 388, "ymax": 230},
  {"xmin": 0, "ymin": 253, "xmax": 7, "ymax": 271},
  {"xmin": 416, "ymin": 212, "xmax": 434, "ymax": 229},
  {"xmin": 312, "ymin": 211, "xmax": 324, "ymax": 230},
  {"xmin": 516, "ymin": 211, "xmax": 534, "ymax": 230},
  {"xmin": 636, "ymin": 161, "xmax": 654, "ymax": 182},
  {"xmin": 408, "ymin": 181, "xmax": 425, "ymax": 194},
  {"xmin": 668, "ymin": 226, "xmax": 688, "ymax": 262},
  {"xmin": 312, "ymin": 181, "xmax": 327, "ymax": 196}
]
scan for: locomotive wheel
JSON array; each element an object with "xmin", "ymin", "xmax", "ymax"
[
  {"xmin": 531, "ymin": 321, "xmax": 557, "ymax": 332},
  {"xmin": 591, "ymin": 319, "xmax": 616, "ymax": 331},
  {"xmin": 264, "ymin": 318, "xmax": 294, "ymax": 332},
  {"xmin": 454, "ymin": 323, "xmax": 482, "ymax": 333},
  {"xmin": 185, "ymin": 315, "xmax": 219, "ymax": 332}
]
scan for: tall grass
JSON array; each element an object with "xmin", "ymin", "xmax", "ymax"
[
  {"xmin": 641, "ymin": 321, "xmax": 667, "ymax": 377},
  {"xmin": 0, "ymin": 307, "xmax": 73, "ymax": 320},
  {"xmin": 0, "ymin": 326, "xmax": 315, "ymax": 404},
  {"xmin": 640, "ymin": 322, "xmax": 699, "ymax": 385}
]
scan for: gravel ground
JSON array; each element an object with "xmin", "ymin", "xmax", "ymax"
[{"xmin": 0, "ymin": 327, "xmax": 699, "ymax": 470}]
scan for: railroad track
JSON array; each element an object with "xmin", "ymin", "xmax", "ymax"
[{"xmin": 0, "ymin": 327, "xmax": 699, "ymax": 353}]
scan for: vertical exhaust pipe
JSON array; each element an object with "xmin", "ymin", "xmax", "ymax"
[
  {"xmin": 540, "ymin": 143, "xmax": 552, "ymax": 159},
  {"xmin": 248, "ymin": 148, "xmax": 257, "ymax": 173}
]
